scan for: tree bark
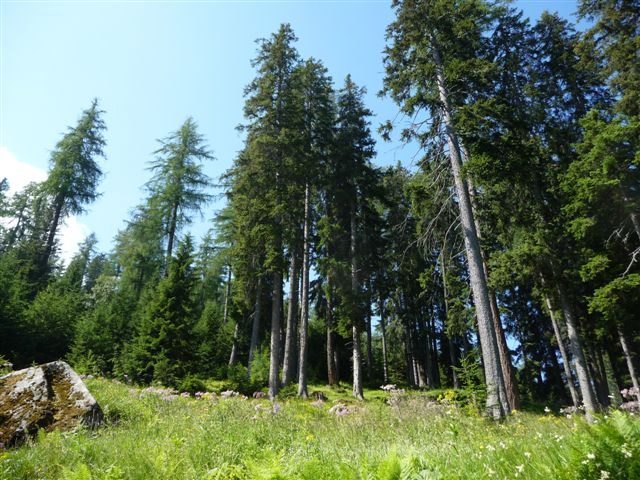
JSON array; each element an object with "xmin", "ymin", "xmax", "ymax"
[
  {"xmin": 555, "ymin": 281, "xmax": 598, "ymax": 416},
  {"xmin": 466, "ymin": 172, "xmax": 520, "ymax": 411},
  {"xmin": 228, "ymin": 312, "xmax": 244, "ymax": 366},
  {"xmin": 542, "ymin": 289, "xmax": 580, "ymax": 407},
  {"xmin": 297, "ymin": 183, "xmax": 311, "ymax": 397},
  {"xmin": 247, "ymin": 277, "xmax": 262, "ymax": 378},
  {"xmin": 326, "ymin": 275, "xmax": 338, "ymax": 386},
  {"xmin": 165, "ymin": 201, "xmax": 179, "ymax": 268},
  {"xmin": 379, "ymin": 296, "xmax": 389, "ymax": 385},
  {"xmin": 431, "ymin": 37, "xmax": 507, "ymax": 418},
  {"xmin": 281, "ymin": 252, "xmax": 299, "ymax": 386},
  {"xmin": 350, "ymin": 200, "xmax": 364, "ymax": 400},
  {"xmin": 618, "ymin": 325, "xmax": 640, "ymax": 401},
  {"xmin": 42, "ymin": 194, "xmax": 64, "ymax": 270},
  {"xmin": 222, "ymin": 266, "xmax": 232, "ymax": 326},
  {"xmin": 366, "ymin": 306, "xmax": 374, "ymax": 381},
  {"xmin": 268, "ymin": 268, "xmax": 283, "ymax": 399}
]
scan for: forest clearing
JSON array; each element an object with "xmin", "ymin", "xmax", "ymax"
[
  {"xmin": 2, "ymin": 377, "xmax": 639, "ymax": 480},
  {"xmin": 1, "ymin": 0, "xmax": 639, "ymax": 478}
]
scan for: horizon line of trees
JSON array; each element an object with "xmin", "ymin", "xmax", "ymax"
[{"xmin": 1, "ymin": 0, "xmax": 638, "ymax": 420}]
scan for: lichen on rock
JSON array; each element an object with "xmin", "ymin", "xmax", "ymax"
[{"xmin": 0, "ymin": 361, "xmax": 103, "ymax": 448}]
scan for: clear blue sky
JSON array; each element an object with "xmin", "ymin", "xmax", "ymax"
[{"xmin": 1, "ymin": 0, "xmax": 580, "ymax": 256}]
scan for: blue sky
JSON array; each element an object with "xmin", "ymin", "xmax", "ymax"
[{"xmin": 1, "ymin": 0, "xmax": 580, "ymax": 259}]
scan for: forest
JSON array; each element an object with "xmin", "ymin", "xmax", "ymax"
[{"xmin": 1, "ymin": 0, "xmax": 639, "ymax": 431}]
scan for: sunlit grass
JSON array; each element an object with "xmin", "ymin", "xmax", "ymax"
[{"xmin": 1, "ymin": 378, "xmax": 639, "ymax": 479}]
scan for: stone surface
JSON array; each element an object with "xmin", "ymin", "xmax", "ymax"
[{"xmin": 0, "ymin": 361, "xmax": 103, "ymax": 448}]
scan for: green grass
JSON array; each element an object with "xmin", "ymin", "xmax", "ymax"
[{"xmin": 1, "ymin": 378, "xmax": 639, "ymax": 479}]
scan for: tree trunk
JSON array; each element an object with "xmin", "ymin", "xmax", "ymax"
[
  {"xmin": 466, "ymin": 172, "xmax": 520, "ymax": 411},
  {"xmin": 282, "ymin": 253, "xmax": 299, "ymax": 386},
  {"xmin": 222, "ymin": 267, "xmax": 232, "ymax": 325},
  {"xmin": 42, "ymin": 194, "xmax": 64, "ymax": 270},
  {"xmin": 379, "ymin": 296, "xmax": 389, "ymax": 385},
  {"xmin": 431, "ymin": 37, "xmax": 507, "ymax": 418},
  {"xmin": 543, "ymin": 289, "xmax": 580, "ymax": 407},
  {"xmin": 603, "ymin": 349, "xmax": 623, "ymax": 406},
  {"xmin": 165, "ymin": 201, "xmax": 179, "ymax": 267},
  {"xmin": 269, "ymin": 267, "xmax": 283, "ymax": 399},
  {"xmin": 440, "ymin": 251, "xmax": 460, "ymax": 388},
  {"xmin": 350, "ymin": 200, "xmax": 364, "ymax": 400},
  {"xmin": 556, "ymin": 281, "xmax": 598, "ymax": 416},
  {"xmin": 297, "ymin": 184, "xmax": 311, "ymax": 397},
  {"xmin": 228, "ymin": 312, "xmax": 244, "ymax": 366},
  {"xmin": 618, "ymin": 325, "xmax": 640, "ymax": 401},
  {"xmin": 247, "ymin": 277, "xmax": 262, "ymax": 378},
  {"xmin": 326, "ymin": 275, "xmax": 338, "ymax": 386},
  {"xmin": 366, "ymin": 306, "xmax": 374, "ymax": 381}
]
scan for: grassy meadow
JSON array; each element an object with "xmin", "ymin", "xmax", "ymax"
[{"xmin": 1, "ymin": 378, "xmax": 639, "ymax": 480}]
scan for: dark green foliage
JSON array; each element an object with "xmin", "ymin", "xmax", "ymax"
[{"xmin": 122, "ymin": 237, "xmax": 198, "ymax": 387}]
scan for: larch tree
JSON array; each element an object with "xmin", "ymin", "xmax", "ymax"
[{"xmin": 145, "ymin": 117, "xmax": 214, "ymax": 269}]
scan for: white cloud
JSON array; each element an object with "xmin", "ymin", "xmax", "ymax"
[
  {"xmin": 0, "ymin": 146, "xmax": 47, "ymax": 194},
  {"xmin": 0, "ymin": 146, "xmax": 89, "ymax": 265}
]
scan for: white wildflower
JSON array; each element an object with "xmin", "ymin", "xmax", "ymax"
[
  {"xmin": 599, "ymin": 470, "xmax": 610, "ymax": 480},
  {"xmin": 524, "ymin": 451, "xmax": 531, "ymax": 459}
]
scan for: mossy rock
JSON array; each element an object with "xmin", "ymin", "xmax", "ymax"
[{"xmin": 0, "ymin": 361, "xmax": 102, "ymax": 448}]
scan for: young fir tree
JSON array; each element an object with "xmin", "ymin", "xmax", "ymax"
[{"xmin": 124, "ymin": 236, "xmax": 198, "ymax": 386}]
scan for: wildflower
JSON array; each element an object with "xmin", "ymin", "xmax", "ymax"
[
  {"xmin": 544, "ymin": 406, "xmax": 551, "ymax": 414},
  {"xmin": 499, "ymin": 441, "xmax": 506, "ymax": 449},
  {"xmin": 515, "ymin": 464, "xmax": 524, "ymax": 477},
  {"xmin": 272, "ymin": 402, "xmax": 281, "ymax": 414},
  {"xmin": 587, "ymin": 453, "xmax": 596, "ymax": 460},
  {"xmin": 621, "ymin": 443, "xmax": 632, "ymax": 458},
  {"xmin": 524, "ymin": 452, "xmax": 531, "ymax": 459},
  {"xmin": 180, "ymin": 392, "xmax": 191, "ymax": 398},
  {"xmin": 599, "ymin": 471, "xmax": 610, "ymax": 480},
  {"xmin": 486, "ymin": 444, "xmax": 496, "ymax": 452}
]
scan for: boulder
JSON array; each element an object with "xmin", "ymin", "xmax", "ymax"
[{"xmin": 0, "ymin": 361, "xmax": 103, "ymax": 448}]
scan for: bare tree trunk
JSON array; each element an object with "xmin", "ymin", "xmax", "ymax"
[
  {"xmin": 298, "ymin": 184, "xmax": 311, "ymax": 397},
  {"xmin": 431, "ymin": 37, "xmax": 507, "ymax": 418},
  {"xmin": 222, "ymin": 267, "xmax": 232, "ymax": 326},
  {"xmin": 603, "ymin": 349, "xmax": 623, "ymax": 406},
  {"xmin": 228, "ymin": 312, "xmax": 244, "ymax": 366},
  {"xmin": 350, "ymin": 200, "xmax": 364, "ymax": 400},
  {"xmin": 448, "ymin": 337, "xmax": 460, "ymax": 389},
  {"xmin": 556, "ymin": 281, "xmax": 598, "ymax": 416},
  {"xmin": 268, "ymin": 267, "xmax": 283, "ymax": 399},
  {"xmin": 542, "ymin": 289, "xmax": 580, "ymax": 407},
  {"xmin": 165, "ymin": 202, "xmax": 179, "ymax": 268},
  {"xmin": 618, "ymin": 325, "xmax": 640, "ymax": 401},
  {"xmin": 281, "ymin": 253, "xmax": 299, "ymax": 386},
  {"xmin": 440, "ymin": 251, "xmax": 460, "ymax": 388},
  {"xmin": 42, "ymin": 194, "xmax": 64, "ymax": 270},
  {"xmin": 326, "ymin": 275, "xmax": 338, "ymax": 386},
  {"xmin": 466, "ymin": 173, "xmax": 520, "ymax": 411},
  {"xmin": 404, "ymin": 322, "xmax": 416, "ymax": 387},
  {"xmin": 247, "ymin": 277, "xmax": 262, "ymax": 378},
  {"xmin": 366, "ymin": 307, "xmax": 374, "ymax": 381},
  {"xmin": 379, "ymin": 296, "xmax": 389, "ymax": 385}
]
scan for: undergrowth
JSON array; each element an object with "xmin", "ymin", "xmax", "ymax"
[{"xmin": 1, "ymin": 378, "xmax": 639, "ymax": 479}]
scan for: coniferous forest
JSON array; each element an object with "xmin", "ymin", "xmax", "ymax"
[{"xmin": 1, "ymin": 1, "xmax": 640, "ymax": 478}]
